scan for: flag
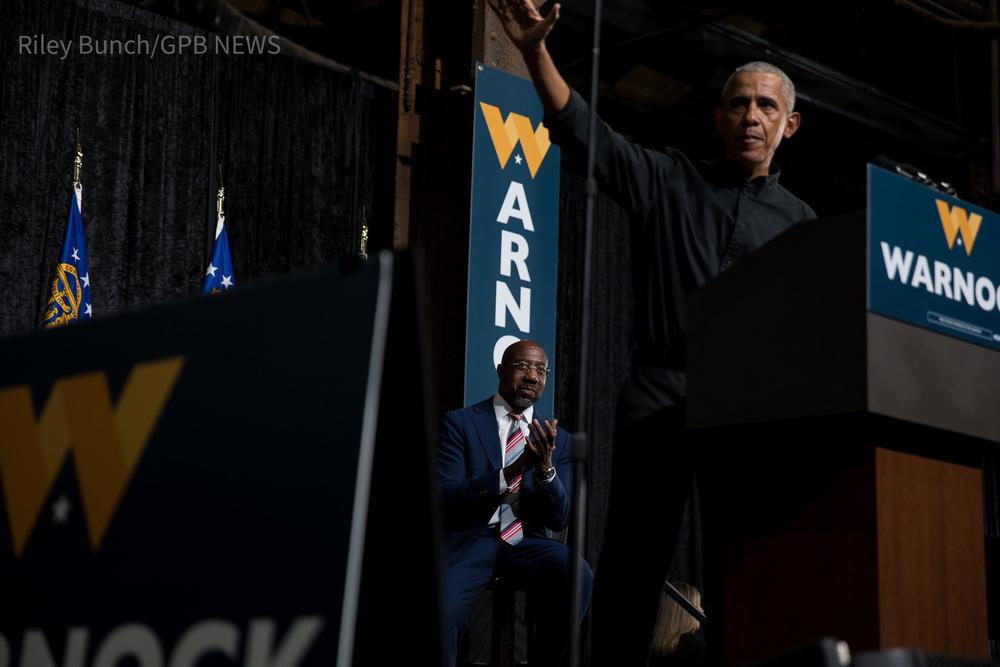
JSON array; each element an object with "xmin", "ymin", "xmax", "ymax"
[
  {"xmin": 202, "ymin": 213, "xmax": 235, "ymax": 294},
  {"xmin": 43, "ymin": 184, "xmax": 92, "ymax": 328}
]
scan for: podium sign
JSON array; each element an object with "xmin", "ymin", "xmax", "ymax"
[
  {"xmin": 868, "ymin": 164, "xmax": 1000, "ymax": 351},
  {"xmin": 0, "ymin": 260, "xmax": 392, "ymax": 667}
]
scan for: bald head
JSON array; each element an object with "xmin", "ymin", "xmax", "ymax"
[
  {"xmin": 497, "ymin": 340, "xmax": 549, "ymax": 410},
  {"xmin": 501, "ymin": 340, "xmax": 544, "ymax": 365}
]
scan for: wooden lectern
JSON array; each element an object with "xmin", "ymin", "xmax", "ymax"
[{"xmin": 687, "ymin": 194, "xmax": 998, "ymax": 665}]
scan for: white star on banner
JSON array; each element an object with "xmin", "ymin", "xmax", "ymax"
[
  {"xmin": 221, "ymin": 275, "xmax": 233, "ymax": 289},
  {"xmin": 205, "ymin": 262, "xmax": 218, "ymax": 277},
  {"xmin": 52, "ymin": 495, "xmax": 72, "ymax": 524},
  {"xmin": 71, "ymin": 247, "xmax": 80, "ymax": 261},
  {"xmin": 81, "ymin": 272, "xmax": 90, "ymax": 288},
  {"xmin": 513, "ymin": 154, "xmax": 523, "ymax": 165},
  {"xmin": 84, "ymin": 303, "xmax": 92, "ymax": 317}
]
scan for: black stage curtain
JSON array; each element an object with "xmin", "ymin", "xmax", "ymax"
[
  {"xmin": 553, "ymin": 170, "xmax": 704, "ymax": 592},
  {"xmin": 553, "ymin": 169, "xmax": 632, "ymax": 573},
  {"xmin": 0, "ymin": 0, "xmax": 394, "ymax": 338}
]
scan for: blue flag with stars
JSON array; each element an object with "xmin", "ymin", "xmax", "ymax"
[
  {"xmin": 202, "ymin": 214, "xmax": 235, "ymax": 294},
  {"xmin": 43, "ymin": 186, "xmax": 92, "ymax": 328}
]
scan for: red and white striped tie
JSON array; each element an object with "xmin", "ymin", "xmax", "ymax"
[{"xmin": 499, "ymin": 412, "xmax": 525, "ymax": 545}]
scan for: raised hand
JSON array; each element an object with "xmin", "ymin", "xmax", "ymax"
[
  {"xmin": 527, "ymin": 418, "xmax": 558, "ymax": 470},
  {"xmin": 488, "ymin": 0, "xmax": 561, "ymax": 54}
]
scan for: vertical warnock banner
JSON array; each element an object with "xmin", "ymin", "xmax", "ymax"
[{"xmin": 465, "ymin": 62, "xmax": 560, "ymax": 416}]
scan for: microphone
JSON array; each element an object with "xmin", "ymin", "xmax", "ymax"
[{"xmin": 872, "ymin": 155, "xmax": 957, "ymax": 196}]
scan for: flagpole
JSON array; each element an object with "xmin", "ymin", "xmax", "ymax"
[
  {"xmin": 73, "ymin": 128, "xmax": 82, "ymax": 184},
  {"xmin": 202, "ymin": 161, "xmax": 236, "ymax": 295},
  {"xmin": 43, "ymin": 129, "xmax": 90, "ymax": 328},
  {"xmin": 216, "ymin": 162, "xmax": 225, "ymax": 227},
  {"xmin": 569, "ymin": 0, "xmax": 604, "ymax": 666},
  {"xmin": 73, "ymin": 128, "xmax": 83, "ymax": 210}
]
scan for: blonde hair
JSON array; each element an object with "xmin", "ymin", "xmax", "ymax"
[{"xmin": 650, "ymin": 582, "xmax": 702, "ymax": 657}]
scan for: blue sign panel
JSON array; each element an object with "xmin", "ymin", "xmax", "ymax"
[
  {"xmin": 465, "ymin": 63, "xmax": 560, "ymax": 415},
  {"xmin": 869, "ymin": 164, "xmax": 1000, "ymax": 350},
  {"xmin": 0, "ymin": 263, "xmax": 387, "ymax": 667}
]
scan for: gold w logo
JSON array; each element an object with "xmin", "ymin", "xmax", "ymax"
[
  {"xmin": 936, "ymin": 199, "xmax": 983, "ymax": 256},
  {"xmin": 0, "ymin": 357, "xmax": 184, "ymax": 556},
  {"xmin": 480, "ymin": 102, "xmax": 552, "ymax": 179}
]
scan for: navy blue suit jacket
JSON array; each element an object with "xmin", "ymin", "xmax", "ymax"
[{"xmin": 438, "ymin": 397, "xmax": 572, "ymax": 566}]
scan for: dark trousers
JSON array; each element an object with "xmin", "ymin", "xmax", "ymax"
[
  {"xmin": 590, "ymin": 404, "xmax": 695, "ymax": 666},
  {"xmin": 444, "ymin": 531, "xmax": 593, "ymax": 667}
]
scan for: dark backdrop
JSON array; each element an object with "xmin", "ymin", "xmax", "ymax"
[{"xmin": 0, "ymin": 0, "xmax": 395, "ymax": 338}]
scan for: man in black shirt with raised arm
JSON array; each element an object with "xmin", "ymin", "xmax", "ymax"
[{"xmin": 490, "ymin": 1, "xmax": 817, "ymax": 664}]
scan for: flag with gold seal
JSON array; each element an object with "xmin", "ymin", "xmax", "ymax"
[{"xmin": 43, "ymin": 183, "xmax": 92, "ymax": 328}]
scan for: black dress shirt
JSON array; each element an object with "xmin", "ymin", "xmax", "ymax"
[{"xmin": 545, "ymin": 91, "xmax": 816, "ymax": 425}]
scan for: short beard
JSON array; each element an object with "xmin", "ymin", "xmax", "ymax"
[{"xmin": 511, "ymin": 395, "xmax": 534, "ymax": 409}]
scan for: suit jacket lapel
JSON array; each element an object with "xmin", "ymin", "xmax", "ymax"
[{"xmin": 471, "ymin": 398, "xmax": 502, "ymax": 471}]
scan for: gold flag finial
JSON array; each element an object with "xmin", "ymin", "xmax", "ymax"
[
  {"xmin": 359, "ymin": 205, "xmax": 369, "ymax": 260},
  {"xmin": 73, "ymin": 128, "xmax": 83, "ymax": 185},
  {"xmin": 216, "ymin": 163, "xmax": 225, "ymax": 220}
]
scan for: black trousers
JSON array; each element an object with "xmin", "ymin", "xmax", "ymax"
[
  {"xmin": 445, "ymin": 528, "xmax": 594, "ymax": 667},
  {"xmin": 589, "ymin": 404, "xmax": 699, "ymax": 666}
]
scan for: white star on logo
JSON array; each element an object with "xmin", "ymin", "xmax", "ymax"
[
  {"xmin": 81, "ymin": 272, "xmax": 90, "ymax": 288},
  {"xmin": 221, "ymin": 275, "xmax": 233, "ymax": 288},
  {"xmin": 513, "ymin": 154, "xmax": 523, "ymax": 165},
  {"xmin": 84, "ymin": 303, "xmax": 92, "ymax": 317},
  {"xmin": 71, "ymin": 247, "xmax": 80, "ymax": 261},
  {"xmin": 205, "ymin": 262, "xmax": 218, "ymax": 277},
  {"xmin": 52, "ymin": 494, "xmax": 72, "ymax": 524}
]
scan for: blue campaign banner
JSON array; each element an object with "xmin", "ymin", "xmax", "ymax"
[
  {"xmin": 465, "ymin": 63, "xmax": 560, "ymax": 415},
  {"xmin": 0, "ymin": 262, "xmax": 388, "ymax": 666},
  {"xmin": 868, "ymin": 164, "xmax": 1000, "ymax": 350}
]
